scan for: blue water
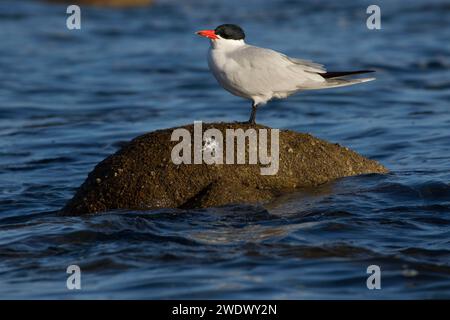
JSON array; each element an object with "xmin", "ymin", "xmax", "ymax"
[{"xmin": 0, "ymin": 0, "xmax": 449, "ymax": 299}]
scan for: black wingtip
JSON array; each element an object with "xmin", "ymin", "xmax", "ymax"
[{"xmin": 322, "ymin": 70, "xmax": 375, "ymax": 79}]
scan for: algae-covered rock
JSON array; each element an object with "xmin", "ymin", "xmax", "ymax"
[{"xmin": 61, "ymin": 122, "xmax": 387, "ymax": 215}]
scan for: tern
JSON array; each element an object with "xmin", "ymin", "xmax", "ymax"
[{"xmin": 196, "ymin": 24, "xmax": 375, "ymax": 124}]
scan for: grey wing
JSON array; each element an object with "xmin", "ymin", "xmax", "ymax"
[
  {"xmin": 283, "ymin": 56, "xmax": 326, "ymax": 74},
  {"xmin": 227, "ymin": 46, "xmax": 327, "ymax": 96}
]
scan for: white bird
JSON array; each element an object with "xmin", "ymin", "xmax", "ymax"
[{"xmin": 196, "ymin": 24, "xmax": 375, "ymax": 124}]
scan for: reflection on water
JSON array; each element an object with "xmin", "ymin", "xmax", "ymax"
[{"xmin": 0, "ymin": 0, "xmax": 449, "ymax": 299}]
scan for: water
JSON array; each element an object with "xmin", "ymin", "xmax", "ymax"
[{"xmin": 0, "ymin": 0, "xmax": 449, "ymax": 299}]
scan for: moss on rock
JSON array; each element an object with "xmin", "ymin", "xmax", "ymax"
[{"xmin": 61, "ymin": 122, "xmax": 388, "ymax": 215}]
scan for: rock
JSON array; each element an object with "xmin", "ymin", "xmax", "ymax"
[
  {"xmin": 47, "ymin": 0, "xmax": 153, "ymax": 7},
  {"xmin": 61, "ymin": 122, "xmax": 388, "ymax": 215}
]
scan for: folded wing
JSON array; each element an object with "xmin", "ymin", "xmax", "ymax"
[
  {"xmin": 227, "ymin": 46, "xmax": 327, "ymax": 97},
  {"xmin": 226, "ymin": 45, "xmax": 375, "ymax": 99}
]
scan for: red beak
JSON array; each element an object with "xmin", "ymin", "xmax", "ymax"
[{"xmin": 196, "ymin": 29, "xmax": 218, "ymax": 40}]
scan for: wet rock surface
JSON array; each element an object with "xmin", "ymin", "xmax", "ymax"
[{"xmin": 61, "ymin": 122, "xmax": 388, "ymax": 215}]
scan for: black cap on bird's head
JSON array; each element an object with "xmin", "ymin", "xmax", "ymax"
[
  {"xmin": 196, "ymin": 24, "xmax": 245, "ymax": 41},
  {"xmin": 214, "ymin": 24, "xmax": 245, "ymax": 40}
]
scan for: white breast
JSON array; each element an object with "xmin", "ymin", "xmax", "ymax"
[{"xmin": 207, "ymin": 47, "xmax": 252, "ymax": 100}]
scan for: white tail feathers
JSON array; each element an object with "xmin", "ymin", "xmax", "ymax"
[{"xmin": 307, "ymin": 77, "xmax": 376, "ymax": 90}]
